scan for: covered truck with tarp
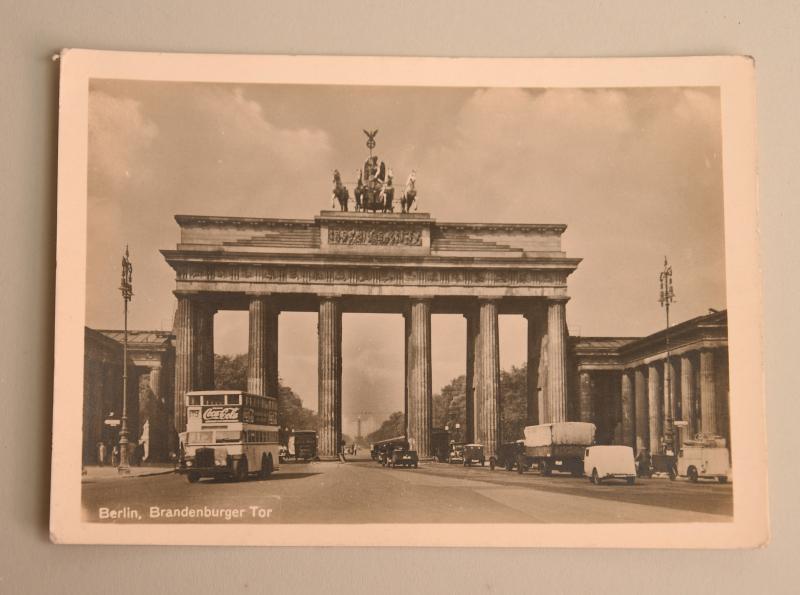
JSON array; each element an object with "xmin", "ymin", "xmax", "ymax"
[{"xmin": 517, "ymin": 422, "xmax": 596, "ymax": 477}]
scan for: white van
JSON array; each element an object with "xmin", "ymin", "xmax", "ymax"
[
  {"xmin": 674, "ymin": 445, "xmax": 730, "ymax": 483},
  {"xmin": 583, "ymin": 445, "xmax": 636, "ymax": 485}
]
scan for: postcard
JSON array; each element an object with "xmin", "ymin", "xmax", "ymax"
[{"xmin": 50, "ymin": 51, "xmax": 766, "ymax": 547}]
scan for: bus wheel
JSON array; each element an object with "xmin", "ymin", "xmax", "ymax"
[
  {"xmin": 187, "ymin": 471, "xmax": 199, "ymax": 483},
  {"xmin": 489, "ymin": 457, "xmax": 496, "ymax": 471},
  {"xmin": 688, "ymin": 466, "xmax": 699, "ymax": 483},
  {"xmin": 591, "ymin": 468, "xmax": 601, "ymax": 485},
  {"xmin": 235, "ymin": 457, "xmax": 248, "ymax": 482}
]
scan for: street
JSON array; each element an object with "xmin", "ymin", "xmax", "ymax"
[{"xmin": 82, "ymin": 457, "xmax": 733, "ymax": 524}]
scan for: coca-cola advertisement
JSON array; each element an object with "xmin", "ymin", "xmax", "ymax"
[{"xmin": 201, "ymin": 406, "xmax": 254, "ymax": 424}]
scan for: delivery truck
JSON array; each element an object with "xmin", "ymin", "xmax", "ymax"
[{"xmin": 517, "ymin": 422, "xmax": 596, "ymax": 476}]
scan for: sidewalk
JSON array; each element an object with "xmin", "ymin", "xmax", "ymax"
[{"xmin": 82, "ymin": 463, "xmax": 175, "ymax": 483}]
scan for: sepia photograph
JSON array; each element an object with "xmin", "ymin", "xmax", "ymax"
[{"xmin": 50, "ymin": 52, "xmax": 765, "ymax": 547}]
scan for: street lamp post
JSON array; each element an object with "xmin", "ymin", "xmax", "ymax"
[
  {"xmin": 659, "ymin": 256, "xmax": 676, "ymax": 455},
  {"xmin": 118, "ymin": 246, "xmax": 133, "ymax": 474}
]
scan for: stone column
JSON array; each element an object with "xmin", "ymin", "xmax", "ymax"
[
  {"xmin": 149, "ymin": 365, "xmax": 161, "ymax": 402},
  {"xmin": 464, "ymin": 310, "xmax": 478, "ymax": 443},
  {"xmin": 663, "ymin": 356, "xmax": 677, "ymax": 439},
  {"xmin": 247, "ymin": 296, "xmax": 278, "ymax": 397},
  {"xmin": 621, "ymin": 369, "xmax": 635, "ymax": 448},
  {"xmin": 476, "ymin": 299, "xmax": 501, "ymax": 457},
  {"xmin": 700, "ymin": 349, "xmax": 717, "ymax": 435},
  {"xmin": 194, "ymin": 303, "xmax": 216, "ymax": 390},
  {"xmin": 318, "ymin": 296, "xmax": 342, "ymax": 459},
  {"xmin": 578, "ymin": 370, "xmax": 594, "ymax": 423},
  {"xmin": 546, "ymin": 298, "xmax": 569, "ymax": 423},
  {"xmin": 680, "ymin": 353, "xmax": 697, "ymax": 439},
  {"xmin": 173, "ymin": 295, "xmax": 198, "ymax": 434},
  {"xmin": 634, "ymin": 367, "xmax": 649, "ymax": 454},
  {"xmin": 406, "ymin": 299, "xmax": 433, "ymax": 458},
  {"xmin": 647, "ymin": 362, "xmax": 663, "ymax": 454},
  {"xmin": 524, "ymin": 303, "xmax": 546, "ymax": 426}
]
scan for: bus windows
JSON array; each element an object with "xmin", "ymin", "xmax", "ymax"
[
  {"xmin": 186, "ymin": 431, "xmax": 212, "ymax": 444},
  {"xmin": 226, "ymin": 394, "xmax": 241, "ymax": 405},
  {"xmin": 205, "ymin": 395, "xmax": 225, "ymax": 406},
  {"xmin": 215, "ymin": 431, "xmax": 242, "ymax": 443},
  {"xmin": 188, "ymin": 395, "xmax": 202, "ymax": 406}
]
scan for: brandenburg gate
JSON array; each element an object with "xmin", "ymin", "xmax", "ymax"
[{"xmin": 162, "ymin": 210, "xmax": 581, "ymax": 458}]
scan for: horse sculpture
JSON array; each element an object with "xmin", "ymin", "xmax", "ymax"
[
  {"xmin": 332, "ymin": 169, "xmax": 350, "ymax": 211},
  {"xmin": 401, "ymin": 170, "xmax": 417, "ymax": 213},
  {"xmin": 353, "ymin": 170, "xmax": 365, "ymax": 212},
  {"xmin": 380, "ymin": 172, "xmax": 395, "ymax": 213}
]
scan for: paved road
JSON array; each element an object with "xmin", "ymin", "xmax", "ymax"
[{"xmin": 82, "ymin": 458, "xmax": 732, "ymax": 524}]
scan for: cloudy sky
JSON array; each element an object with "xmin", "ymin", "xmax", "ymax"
[{"xmin": 86, "ymin": 80, "xmax": 725, "ymax": 435}]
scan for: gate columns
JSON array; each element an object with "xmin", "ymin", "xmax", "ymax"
[
  {"xmin": 475, "ymin": 299, "xmax": 501, "ymax": 458},
  {"xmin": 247, "ymin": 295, "xmax": 279, "ymax": 398},
  {"xmin": 318, "ymin": 296, "xmax": 343, "ymax": 459},
  {"xmin": 406, "ymin": 298, "xmax": 433, "ymax": 458},
  {"xmin": 546, "ymin": 297, "xmax": 569, "ymax": 423}
]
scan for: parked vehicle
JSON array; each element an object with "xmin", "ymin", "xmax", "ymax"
[
  {"xmin": 289, "ymin": 430, "xmax": 317, "ymax": 462},
  {"xmin": 431, "ymin": 428, "xmax": 450, "ymax": 462},
  {"xmin": 672, "ymin": 439, "xmax": 730, "ymax": 483},
  {"xmin": 447, "ymin": 442, "xmax": 465, "ymax": 464},
  {"xmin": 517, "ymin": 422, "xmax": 596, "ymax": 477},
  {"xmin": 388, "ymin": 448, "xmax": 419, "ymax": 468},
  {"xmin": 490, "ymin": 440, "xmax": 524, "ymax": 471},
  {"xmin": 463, "ymin": 443, "xmax": 485, "ymax": 467},
  {"xmin": 584, "ymin": 445, "xmax": 636, "ymax": 485},
  {"xmin": 371, "ymin": 436, "xmax": 409, "ymax": 466}
]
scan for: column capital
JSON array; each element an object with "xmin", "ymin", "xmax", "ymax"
[
  {"xmin": 408, "ymin": 295, "xmax": 433, "ymax": 303},
  {"xmin": 476, "ymin": 296, "xmax": 500, "ymax": 304},
  {"xmin": 173, "ymin": 290, "xmax": 201, "ymax": 298},
  {"xmin": 317, "ymin": 293, "xmax": 343, "ymax": 300},
  {"xmin": 547, "ymin": 295, "xmax": 571, "ymax": 304}
]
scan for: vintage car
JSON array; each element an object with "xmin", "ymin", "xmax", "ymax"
[
  {"xmin": 447, "ymin": 442, "xmax": 465, "ymax": 464},
  {"xmin": 373, "ymin": 437, "xmax": 409, "ymax": 467},
  {"xmin": 388, "ymin": 448, "xmax": 419, "ymax": 468},
  {"xmin": 673, "ymin": 441, "xmax": 730, "ymax": 483},
  {"xmin": 431, "ymin": 428, "xmax": 450, "ymax": 462},
  {"xmin": 490, "ymin": 440, "xmax": 524, "ymax": 471},
  {"xmin": 583, "ymin": 445, "xmax": 636, "ymax": 485},
  {"xmin": 462, "ymin": 443, "xmax": 485, "ymax": 467}
]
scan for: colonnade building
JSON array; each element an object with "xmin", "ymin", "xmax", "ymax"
[{"xmin": 569, "ymin": 309, "xmax": 730, "ymax": 454}]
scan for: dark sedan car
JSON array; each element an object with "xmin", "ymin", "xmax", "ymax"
[
  {"xmin": 388, "ymin": 448, "xmax": 419, "ymax": 468},
  {"xmin": 490, "ymin": 440, "xmax": 524, "ymax": 471}
]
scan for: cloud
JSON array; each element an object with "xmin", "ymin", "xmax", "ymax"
[{"xmin": 88, "ymin": 91, "xmax": 158, "ymax": 197}]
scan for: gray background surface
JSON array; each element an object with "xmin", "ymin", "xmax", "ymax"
[{"xmin": 1, "ymin": 1, "xmax": 796, "ymax": 593}]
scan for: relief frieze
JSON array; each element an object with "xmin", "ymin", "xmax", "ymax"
[{"xmin": 177, "ymin": 263, "xmax": 566, "ymax": 288}]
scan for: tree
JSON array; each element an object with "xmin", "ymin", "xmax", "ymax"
[
  {"xmin": 366, "ymin": 411, "xmax": 405, "ymax": 443},
  {"xmin": 214, "ymin": 354, "xmax": 248, "ymax": 391},
  {"xmin": 427, "ymin": 363, "xmax": 530, "ymax": 444},
  {"xmin": 214, "ymin": 353, "xmax": 318, "ymax": 432}
]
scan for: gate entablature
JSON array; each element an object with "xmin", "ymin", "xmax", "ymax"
[{"xmin": 163, "ymin": 211, "xmax": 581, "ymax": 299}]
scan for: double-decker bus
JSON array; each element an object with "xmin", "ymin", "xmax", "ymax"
[{"xmin": 178, "ymin": 390, "xmax": 280, "ymax": 483}]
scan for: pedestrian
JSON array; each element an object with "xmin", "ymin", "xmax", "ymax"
[
  {"xmin": 96, "ymin": 441, "xmax": 107, "ymax": 466},
  {"xmin": 111, "ymin": 444, "xmax": 119, "ymax": 467}
]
